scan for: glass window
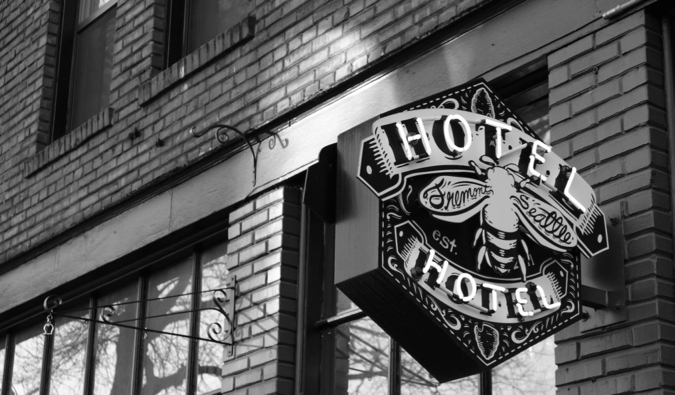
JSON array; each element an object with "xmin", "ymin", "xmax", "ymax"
[
  {"xmin": 196, "ymin": 241, "xmax": 230, "ymax": 394},
  {"xmin": 0, "ymin": 234, "xmax": 229, "ymax": 395},
  {"xmin": 49, "ymin": 306, "xmax": 89, "ymax": 394},
  {"xmin": 142, "ymin": 259, "xmax": 193, "ymax": 395},
  {"xmin": 94, "ymin": 284, "xmax": 139, "ymax": 395},
  {"xmin": 68, "ymin": 3, "xmax": 116, "ymax": 131},
  {"xmin": 165, "ymin": 0, "xmax": 251, "ymax": 67},
  {"xmin": 400, "ymin": 348, "xmax": 479, "ymax": 394},
  {"xmin": 491, "ymin": 336, "xmax": 556, "ymax": 395},
  {"xmin": 334, "ymin": 317, "xmax": 389, "ymax": 395},
  {"xmin": 51, "ymin": 0, "xmax": 117, "ymax": 141},
  {"xmin": 0, "ymin": 335, "xmax": 5, "ymax": 394},
  {"xmin": 11, "ymin": 325, "xmax": 45, "ymax": 395},
  {"xmin": 185, "ymin": 1, "xmax": 249, "ymax": 54}
]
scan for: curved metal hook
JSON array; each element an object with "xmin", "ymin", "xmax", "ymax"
[
  {"xmin": 190, "ymin": 123, "xmax": 258, "ymax": 186},
  {"xmin": 43, "ymin": 295, "xmax": 63, "ymax": 312}
]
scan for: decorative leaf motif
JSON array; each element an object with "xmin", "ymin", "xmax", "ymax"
[
  {"xmin": 471, "ymin": 87, "xmax": 495, "ymax": 118},
  {"xmin": 474, "ymin": 323, "xmax": 499, "ymax": 360}
]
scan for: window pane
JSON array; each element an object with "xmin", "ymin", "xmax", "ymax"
[
  {"xmin": 197, "ymin": 241, "xmax": 229, "ymax": 394},
  {"xmin": 78, "ymin": 0, "xmax": 116, "ymax": 22},
  {"xmin": 11, "ymin": 325, "xmax": 44, "ymax": 395},
  {"xmin": 492, "ymin": 336, "xmax": 556, "ymax": 395},
  {"xmin": 69, "ymin": 6, "xmax": 115, "ymax": 130},
  {"xmin": 94, "ymin": 284, "xmax": 138, "ymax": 395},
  {"xmin": 0, "ymin": 336, "xmax": 5, "ymax": 394},
  {"xmin": 186, "ymin": 0, "xmax": 249, "ymax": 53},
  {"xmin": 334, "ymin": 317, "xmax": 389, "ymax": 395},
  {"xmin": 400, "ymin": 347, "xmax": 479, "ymax": 394},
  {"xmin": 50, "ymin": 307, "xmax": 89, "ymax": 394},
  {"xmin": 336, "ymin": 289, "xmax": 358, "ymax": 315},
  {"xmin": 141, "ymin": 259, "xmax": 193, "ymax": 395}
]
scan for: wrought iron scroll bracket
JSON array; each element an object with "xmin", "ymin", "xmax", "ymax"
[
  {"xmin": 190, "ymin": 124, "xmax": 259, "ymax": 186},
  {"xmin": 42, "ymin": 280, "xmax": 240, "ymax": 353}
]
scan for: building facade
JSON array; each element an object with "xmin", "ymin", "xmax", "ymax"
[{"xmin": 0, "ymin": 0, "xmax": 673, "ymax": 394}]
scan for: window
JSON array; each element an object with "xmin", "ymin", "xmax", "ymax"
[
  {"xmin": 0, "ymin": 240, "xmax": 228, "ymax": 395},
  {"xmin": 164, "ymin": 0, "xmax": 251, "ymax": 67},
  {"xmin": 52, "ymin": 0, "xmax": 117, "ymax": 141}
]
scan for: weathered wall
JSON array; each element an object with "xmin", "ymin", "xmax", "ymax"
[
  {"xmin": 0, "ymin": 0, "xmax": 495, "ymax": 266},
  {"xmin": 550, "ymin": 9, "xmax": 675, "ymax": 394}
]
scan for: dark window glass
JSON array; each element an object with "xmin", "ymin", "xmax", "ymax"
[
  {"xmin": 165, "ymin": 0, "xmax": 250, "ymax": 67},
  {"xmin": 68, "ymin": 3, "xmax": 116, "ymax": 130},
  {"xmin": 49, "ymin": 307, "xmax": 89, "ymax": 394},
  {"xmin": 94, "ymin": 284, "xmax": 138, "ymax": 395},
  {"xmin": 186, "ymin": 0, "xmax": 249, "ymax": 54},
  {"xmin": 11, "ymin": 325, "xmax": 44, "ymax": 395},
  {"xmin": 141, "ymin": 259, "xmax": 193, "ymax": 395},
  {"xmin": 196, "ymin": 241, "xmax": 229, "ymax": 394},
  {"xmin": 51, "ymin": 0, "xmax": 116, "ymax": 141}
]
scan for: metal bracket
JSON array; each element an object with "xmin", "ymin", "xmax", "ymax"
[
  {"xmin": 42, "ymin": 276, "xmax": 241, "ymax": 352},
  {"xmin": 579, "ymin": 220, "xmax": 627, "ymax": 332},
  {"xmin": 190, "ymin": 123, "xmax": 259, "ymax": 186}
]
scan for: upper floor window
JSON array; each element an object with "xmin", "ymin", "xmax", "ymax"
[
  {"xmin": 164, "ymin": 0, "xmax": 250, "ymax": 67},
  {"xmin": 52, "ymin": 0, "xmax": 117, "ymax": 141}
]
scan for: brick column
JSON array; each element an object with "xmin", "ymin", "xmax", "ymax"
[
  {"xmin": 222, "ymin": 187, "xmax": 301, "ymax": 394},
  {"xmin": 548, "ymin": 10, "xmax": 674, "ymax": 394}
]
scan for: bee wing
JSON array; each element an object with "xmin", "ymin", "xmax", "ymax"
[
  {"xmin": 419, "ymin": 176, "xmax": 490, "ymax": 223},
  {"xmin": 512, "ymin": 193, "xmax": 577, "ymax": 252}
]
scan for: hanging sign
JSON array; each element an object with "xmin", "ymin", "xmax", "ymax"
[{"xmin": 336, "ymin": 80, "xmax": 608, "ymax": 381}]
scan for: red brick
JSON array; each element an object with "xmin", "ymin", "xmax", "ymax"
[
  {"xmin": 633, "ymin": 322, "xmax": 660, "ymax": 346},
  {"xmin": 549, "ymin": 65, "xmax": 570, "ymax": 88},
  {"xmin": 578, "ymin": 374, "xmax": 633, "ymax": 395},
  {"xmin": 570, "ymin": 79, "xmax": 621, "ymax": 116},
  {"xmin": 626, "ymin": 233, "xmax": 672, "ymax": 259},
  {"xmin": 595, "ymin": 11, "xmax": 645, "ymax": 46},
  {"xmin": 556, "ymin": 358, "xmax": 604, "ymax": 385},
  {"xmin": 235, "ymin": 368, "xmax": 263, "ymax": 388},
  {"xmin": 548, "ymin": 35, "xmax": 594, "ymax": 68},
  {"xmin": 569, "ymin": 42, "xmax": 619, "ymax": 77}
]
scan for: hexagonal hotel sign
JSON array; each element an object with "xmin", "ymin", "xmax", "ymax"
[{"xmin": 335, "ymin": 80, "xmax": 608, "ymax": 382}]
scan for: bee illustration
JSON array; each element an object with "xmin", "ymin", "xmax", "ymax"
[{"xmin": 419, "ymin": 156, "xmax": 578, "ymax": 281}]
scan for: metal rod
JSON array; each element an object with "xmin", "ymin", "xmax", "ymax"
[
  {"xmin": 601, "ymin": 0, "xmax": 648, "ymax": 19},
  {"xmin": 314, "ymin": 307, "xmax": 367, "ymax": 330},
  {"xmin": 52, "ymin": 313, "xmax": 232, "ymax": 346},
  {"xmin": 47, "ymin": 287, "xmax": 233, "ymax": 314}
]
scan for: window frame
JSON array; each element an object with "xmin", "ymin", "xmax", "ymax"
[{"xmin": 50, "ymin": 0, "xmax": 118, "ymax": 142}]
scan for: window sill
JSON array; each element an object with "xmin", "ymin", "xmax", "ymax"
[
  {"xmin": 139, "ymin": 16, "xmax": 256, "ymax": 106},
  {"xmin": 24, "ymin": 107, "xmax": 115, "ymax": 178}
]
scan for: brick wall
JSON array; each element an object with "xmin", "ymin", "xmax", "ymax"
[
  {"xmin": 223, "ymin": 186, "xmax": 300, "ymax": 394},
  {"xmin": 0, "ymin": 0, "xmax": 494, "ymax": 266},
  {"xmin": 548, "ymin": 10, "xmax": 675, "ymax": 394}
]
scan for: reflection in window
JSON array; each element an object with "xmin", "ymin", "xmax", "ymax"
[
  {"xmin": 0, "ymin": 337, "xmax": 5, "ymax": 394},
  {"xmin": 142, "ymin": 259, "xmax": 193, "ymax": 395},
  {"xmin": 335, "ymin": 317, "xmax": 389, "ymax": 395},
  {"xmin": 50, "ymin": 308, "xmax": 89, "ymax": 394},
  {"xmin": 94, "ymin": 284, "xmax": 138, "ymax": 395},
  {"xmin": 197, "ymin": 241, "xmax": 229, "ymax": 394},
  {"xmin": 492, "ymin": 336, "xmax": 556, "ymax": 395},
  {"xmin": 11, "ymin": 325, "xmax": 44, "ymax": 395},
  {"xmin": 400, "ymin": 348, "xmax": 479, "ymax": 394}
]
